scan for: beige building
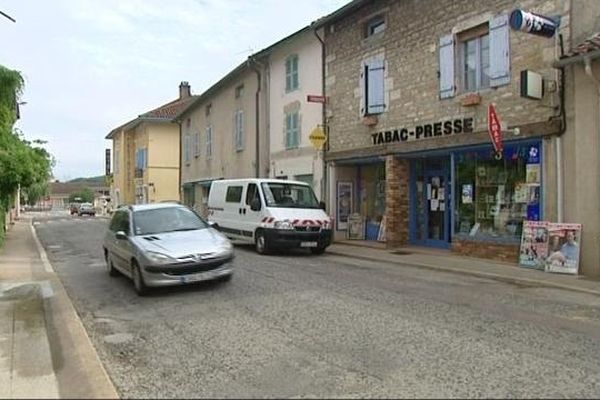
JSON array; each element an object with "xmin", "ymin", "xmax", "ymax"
[
  {"xmin": 553, "ymin": 3, "xmax": 600, "ymax": 277},
  {"xmin": 175, "ymin": 63, "xmax": 269, "ymax": 217},
  {"xmin": 315, "ymin": 0, "xmax": 600, "ymax": 276},
  {"xmin": 265, "ymin": 27, "xmax": 326, "ymax": 200},
  {"xmin": 107, "ymin": 82, "xmax": 197, "ymax": 206}
]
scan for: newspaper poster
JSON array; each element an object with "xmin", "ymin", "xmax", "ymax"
[
  {"xmin": 518, "ymin": 221, "xmax": 549, "ymax": 270},
  {"xmin": 545, "ymin": 223, "xmax": 583, "ymax": 275}
]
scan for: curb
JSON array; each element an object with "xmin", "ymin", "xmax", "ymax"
[
  {"xmin": 30, "ymin": 221, "xmax": 120, "ymax": 399},
  {"xmin": 327, "ymin": 249, "xmax": 600, "ymax": 297}
]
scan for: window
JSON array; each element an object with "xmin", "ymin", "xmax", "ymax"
[
  {"xmin": 184, "ymin": 119, "xmax": 191, "ymax": 163},
  {"xmin": 205, "ymin": 104, "xmax": 212, "ymax": 116},
  {"xmin": 285, "ymin": 111, "xmax": 299, "ymax": 149},
  {"xmin": 366, "ymin": 16, "xmax": 385, "ymax": 37},
  {"xmin": 260, "ymin": 182, "xmax": 319, "ymax": 208},
  {"xmin": 361, "ymin": 58, "xmax": 385, "ymax": 115},
  {"xmin": 234, "ymin": 110, "xmax": 244, "ymax": 151},
  {"xmin": 461, "ymin": 28, "xmax": 490, "ymax": 92},
  {"xmin": 109, "ymin": 210, "xmax": 130, "ymax": 234},
  {"xmin": 225, "ymin": 186, "xmax": 243, "ymax": 203},
  {"xmin": 235, "ymin": 84, "xmax": 244, "ymax": 98},
  {"xmin": 439, "ymin": 14, "xmax": 510, "ymax": 99},
  {"xmin": 245, "ymin": 183, "xmax": 259, "ymax": 206},
  {"xmin": 194, "ymin": 131, "xmax": 200, "ymax": 157},
  {"xmin": 205, "ymin": 125, "xmax": 212, "ymax": 159},
  {"xmin": 454, "ymin": 143, "xmax": 541, "ymax": 241},
  {"xmin": 135, "ymin": 148, "xmax": 147, "ymax": 170},
  {"xmin": 285, "ymin": 55, "xmax": 299, "ymax": 92}
]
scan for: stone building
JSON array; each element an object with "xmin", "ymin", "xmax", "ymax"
[{"xmin": 314, "ymin": 0, "xmax": 600, "ymax": 276}]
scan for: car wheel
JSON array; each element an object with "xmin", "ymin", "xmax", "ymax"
[
  {"xmin": 106, "ymin": 253, "xmax": 119, "ymax": 277},
  {"xmin": 255, "ymin": 231, "xmax": 269, "ymax": 255},
  {"xmin": 132, "ymin": 261, "xmax": 148, "ymax": 296},
  {"xmin": 310, "ymin": 246, "xmax": 326, "ymax": 255}
]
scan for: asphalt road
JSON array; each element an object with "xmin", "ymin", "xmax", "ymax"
[{"xmin": 34, "ymin": 212, "xmax": 600, "ymax": 398}]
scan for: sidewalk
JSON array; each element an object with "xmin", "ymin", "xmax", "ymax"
[
  {"xmin": 328, "ymin": 241, "xmax": 600, "ymax": 296},
  {"xmin": 0, "ymin": 216, "xmax": 118, "ymax": 399}
]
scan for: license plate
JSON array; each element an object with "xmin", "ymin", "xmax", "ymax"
[
  {"xmin": 180, "ymin": 270, "xmax": 219, "ymax": 283},
  {"xmin": 300, "ymin": 241, "xmax": 318, "ymax": 248}
]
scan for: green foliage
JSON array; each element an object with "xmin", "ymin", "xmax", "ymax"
[
  {"xmin": 0, "ymin": 65, "xmax": 54, "ymax": 209},
  {"xmin": 69, "ymin": 187, "xmax": 94, "ymax": 203}
]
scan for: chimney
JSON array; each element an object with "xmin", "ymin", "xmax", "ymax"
[{"xmin": 179, "ymin": 81, "xmax": 191, "ymax": 99}]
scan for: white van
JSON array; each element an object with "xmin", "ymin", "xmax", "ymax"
[{"xmin": 207, "ymin": 179, "xmax": 332, "ymax": 255}]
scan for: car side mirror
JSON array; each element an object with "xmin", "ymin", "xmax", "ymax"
[
  {"xmin": 115, "ymin": 231, "xmax": 128, "ymax": 240},
  {"xmin": 319, "ymin": 201, "xmax": 326, "ymax": 211},
  {"xmin": 250, "ymin": 198, "xmax": 262, "ymax": 211}
]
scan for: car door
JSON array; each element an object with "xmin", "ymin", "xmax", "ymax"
[
  {"xmin": 243, "ymin": 183, "xmax": 263, "ymax": 241},
  {"xmin": 108, "ymin": 210, "xmax": 132, "ymax": 274}
]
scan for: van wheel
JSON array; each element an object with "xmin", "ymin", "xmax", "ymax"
[
  {"xmin": 132, "ymin": 261, "xmax": 148, "ymax": 296},
  {"xmin": 310, "ymin": 246, "xmax": 326, "ymax": 255},
  {"xmin": 255, "ymin": 231, "xmax": 269, "ymax": 255}
]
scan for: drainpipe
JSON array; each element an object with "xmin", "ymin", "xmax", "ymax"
[
  {"xmin": 556, "ymin": 34, "xmax": 567, "ymax": 223},
  {"xmin": 313, "ymin": 26, "xmax": 328, "ymax": 204},
  {"xmin": 248, "ymin": 56, "xmax": 264, "ymax": 178}
]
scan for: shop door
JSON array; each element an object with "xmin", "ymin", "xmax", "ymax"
[
  {"xmin": 424, "ymin": 169, "xmax": 450, "ymax": 247},
  {"xmin": 412, "ymin": 158, "xmax": 451, "ymax": 248}
]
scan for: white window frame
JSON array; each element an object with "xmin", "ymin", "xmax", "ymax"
[
  {"xmin": 285, "ymin": 110, "xmax": 300, "ymax": 149},
  {"xmin": 234, "ymin": 110, "xmax": 244, "ymax": 152},
  {"xmin": 458, "ymin": 26, "xmax": 490, "ymax": 93},
  {"xmin": 285, "ymin": 55, "xmax": 299, "ymax": 92},
  {"xmin": 205, "ymin": 125, "xmax": 213, "ymax": 159}
]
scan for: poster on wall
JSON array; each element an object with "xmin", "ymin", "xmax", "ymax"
[
  {"xmin": 347, "ymin": 213, "xmax": 365, "ymax": 240},
  {"xmin": 336, "ymin": 181, "xmax": 353, "ymax": 231},
  {"xmin": 518, "ymin": 221, "xmax": 549, "ymax": 270},
  {"xmin": 545, "ymin": 223, "xmax": 583, "ymax": 275}
]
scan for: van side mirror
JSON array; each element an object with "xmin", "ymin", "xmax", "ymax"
[
  {"xmin": 250, "ymin": 198, "xmax": 262, "ymax": 211},
  {"xmin": 115, "ymin": 231, "xmax": 128, "ymax": 240},
  {"xmin": 319, "ymin": 201, "xmax": 326, "ymax": 211}
]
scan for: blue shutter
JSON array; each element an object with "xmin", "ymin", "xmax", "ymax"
[
  {"xmin": 439, "ymin": 34, "xmax": 455, "ymax": 99},
  {"xmin": 293, "ymin": 112, "xmax": 299, "ymax": 147},
  {"xmin": 489, "ymin": 14, "xmax": 510, "ymax": 87},
  {"xmin": 367, "ymin": 58, "xmax": 385, "ymax": 114}
]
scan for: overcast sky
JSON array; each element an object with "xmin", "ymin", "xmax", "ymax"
[{"xmin": 0, "ymin": 0, "xmax": 349, "ymax": 182}]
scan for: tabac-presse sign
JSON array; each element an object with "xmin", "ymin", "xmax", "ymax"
[{"xmin": 487, "ymin": 104, "xmax": 503, "ymax": 154}]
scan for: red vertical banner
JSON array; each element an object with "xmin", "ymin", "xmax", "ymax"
[{"xmin": 487, "ymin": 104, "xmax": 503, "ymax": 154}]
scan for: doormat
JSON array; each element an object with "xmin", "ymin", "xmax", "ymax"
[{"xmin": 390, "ymin": 250, "xmax": 412, "ymax": 255}]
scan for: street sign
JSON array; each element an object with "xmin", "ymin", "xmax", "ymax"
[
  {"xmin": 309, "ymin": 126, "xmax": 327, "ymax": 150},
  {"xmin": 307, "ymin": 95, "xmax": 327, "ymax": 103},
  {"xmin": 487, "ymin": 104, "xmax": 503, "ymax": 155}
]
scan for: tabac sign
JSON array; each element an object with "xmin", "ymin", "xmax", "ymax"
[{"xmin": 371, "ymin": 117, "xmax": 474, "ymax": 145}]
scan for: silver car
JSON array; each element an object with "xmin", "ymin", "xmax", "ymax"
[{"xmin": 102, "ymin": 203, "xmax": 234, "ymax": 295}]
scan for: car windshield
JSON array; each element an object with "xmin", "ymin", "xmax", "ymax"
[
  {"xmin": 133, "ymin": 206, "xmax": 208, "ymax": 235},
  {"xmin": 261, "ymin": 182, "xmax": 320, "ymax": 208}
]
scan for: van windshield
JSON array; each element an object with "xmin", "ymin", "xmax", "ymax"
[{"xmin": 261, "ymin": 182, "xmax": 320, "ymax": 208}]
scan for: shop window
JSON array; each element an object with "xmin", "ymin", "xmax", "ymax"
[
  {"xmin": 358, "ymin": 163, "xmax": 386, "ymax": 241},
  {"xmin": 454, "ymin": 143, "xmax": 541, "ymax": 241}
]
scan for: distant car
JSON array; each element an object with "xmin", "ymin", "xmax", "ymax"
[
  {"xmin": 78, "ymin": 203, "xmax": 96, "ymax": 216},
  {"xmin": 102, "ymin": 203, "xmax": 234, "ymax": 295}
]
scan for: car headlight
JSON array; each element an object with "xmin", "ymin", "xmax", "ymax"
[
  {"xmin": 146, "ymin": 251, "xmax": 175, "ymax": 265},
  {"xmin": 274, "ymin": 220, "xmax": 294, "ymax": 230},
  {"xmin": 216, "ymin": 240, "xmax": 233, "ymax": 254}
]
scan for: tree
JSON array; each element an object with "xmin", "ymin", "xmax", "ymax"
[
  {"xmin": 0, "ymin": 65, "xmax": 54, "ymax": 243},
  {"xmin": 69, "ymin": 187, "xmax": 94, "ymax": 203}
]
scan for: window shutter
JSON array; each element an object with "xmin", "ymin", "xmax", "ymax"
[
  {"xmin": 439, "ymin": 34, "xmax": 455, "ymax": 99},
  {"xmin": 360, "ymin": 66, "xmax": 366, "ymax": 116},
  {"xmin": 489, "ymin": 14, "xmax": 510, "ymax": 87},
  {"xmin": 367, "ymin": 58, "xmax": 385, "ymax": 114},
  {"xmin": 293, "ymin": 112, "xmax": 299, "ymax": 147}
]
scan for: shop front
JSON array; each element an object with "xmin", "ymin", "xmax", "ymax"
[
  {"xmin": 332, "ymin": 158, "xmax": 387, "ymax": 242},
  {"xmin": 407, "ymin": 140, "xmax": 543, "ymax": 256}
]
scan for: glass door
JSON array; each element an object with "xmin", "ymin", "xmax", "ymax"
[{"xmin": 411, "ymin": 158, "xmax": 451, "ymax": 248}]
